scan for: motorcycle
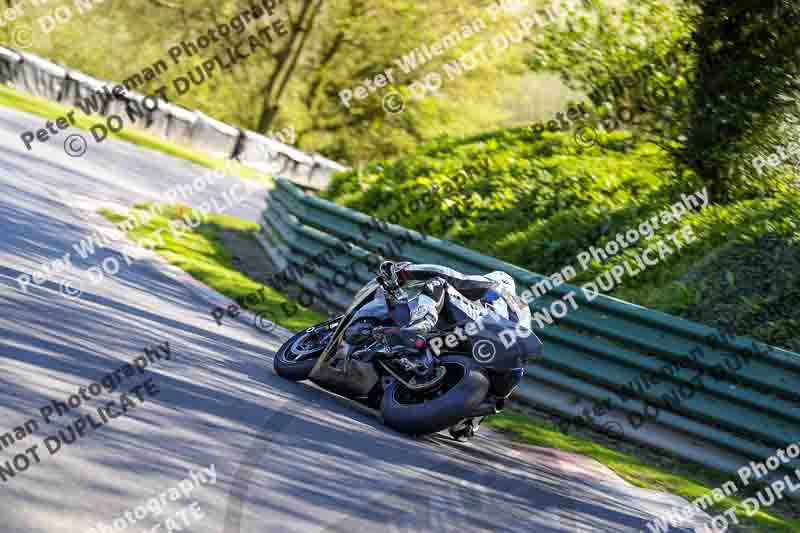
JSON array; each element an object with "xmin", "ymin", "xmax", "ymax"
[{"xmin": 273, "ymin": 276, "xmax": 543, "ymax": 440}]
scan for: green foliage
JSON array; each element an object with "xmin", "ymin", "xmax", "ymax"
[
  {"xmin": 0, "ymin": 0, "xmax": 562, "ymax": 165},
  {"xmin": 489, "ymin": 411, "xmax": 800, "ymax": 532},
  {"xmin": 682, "ymin": 0, "xmax": 800, "ymax": 202},
  {"xmin": 326, "ymin": 127, "xmax": 672, "ymax": 271},
  {"xmin": 526, "ymin": 0, "xmax": 695, "ymax": 153},
  {"xmin": 325, "ymin": 123, "xmax": 800, "ymax": 352},
  {"xmin": 656, "ymin": 203, "xmax": 800, "ymax": 353},
  {"xmin": 526, "ymin": 0, "xmax": 800, "ymax": 203}
]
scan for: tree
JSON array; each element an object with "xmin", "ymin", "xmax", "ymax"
[
  {"xmin": 256, "ymin": 0, "xmax": 324, "ymax": 132},
  {"xmin": 0, "ymin": 0, "xmax": 567, "ymax": 164},
  {"xmin": 528, "ymin": 0, "xmax": 800, "ymax": 203},
  {"xmin": 682, "ymin": 0, "xmax": 800, "ymax": 202},
  {"xmin": 526, "ymin": 0, "xmax": 695, "ymax": 153}
]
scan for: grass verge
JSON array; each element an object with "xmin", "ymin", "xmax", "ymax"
[
  {"xmin": 99, "ymin": 204, "xmax": 324, "ymax": 331},
  {"xmin": 99, "ymin": 203, "xmax": 798, "ymax": 532},
  {"xmin": 487, "ymin": 410, "xmax": 800, "ymax": 533},
  {"xmin": 0, "ymin": 84, "xmax": 271, "ymax": 186}
]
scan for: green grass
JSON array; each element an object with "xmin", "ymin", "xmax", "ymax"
[
  {"xmin": 98, "ymin": 204, "xmax": 800, "ymax": 532},
  {"xmin": 99, "ymin": 204, "xmax": 324, "ymax": 331},
  {"xmin": 0, "ymin": 84, "xmax": 271, "ymax": 186},
  {"xmin": 488, "ymin": 412, "xmax": 800, "ymax": 532}
]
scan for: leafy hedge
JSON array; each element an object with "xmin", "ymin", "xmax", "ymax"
[{"xmin": 324, "ymin": 127, "xmax": 800, "ymax": 353}]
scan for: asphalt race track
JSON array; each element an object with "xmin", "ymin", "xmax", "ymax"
[{"xmin": 0, "ymin": 105, "xmax": 707, "ymax": 533}]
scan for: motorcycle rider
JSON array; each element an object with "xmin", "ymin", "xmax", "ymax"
[{"xmin": 375, "ymin": 261, "xmax": 532, "ymax": 347}]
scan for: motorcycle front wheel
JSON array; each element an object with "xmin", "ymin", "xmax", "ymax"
[
  {"xmin": 274, "ymin": 323, "xmax": 334, "ymax": 381},
  {"xmin": 381, "ymin": 355, "xmax": 489, "ymax": 436}
]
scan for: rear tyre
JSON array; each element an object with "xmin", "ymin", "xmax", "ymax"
[
  {"xmin": 274, "ymin": 325, "xmax": 332, "ymax": 381},
  {"xmin": 381, "ymin": 355, "xmax": 489, "ymax": 436}
]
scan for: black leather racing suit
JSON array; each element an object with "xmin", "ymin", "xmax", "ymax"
[{"xmin": 383, "ymin": 263, "xmax": 531, "ymax": 338}]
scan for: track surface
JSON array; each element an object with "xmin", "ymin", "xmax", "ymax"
[{"xmin": 0, "ymin": 105, "xmax": 707, "ymax": 532}]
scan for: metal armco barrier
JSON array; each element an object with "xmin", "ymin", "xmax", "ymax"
[
  {"xmin": 261, "ymin": 178, "xmax": 800, "ymax": 488},
  {"xmin": 0, "ymin": 46, "xmax": 348, "ymax": 191}
]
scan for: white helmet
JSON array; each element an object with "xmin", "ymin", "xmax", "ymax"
[
  {"xmin": 484, "ymin": 271, "xmax": 531, "ymax": 329},
  {"xmin": 484, "ymin": 271, "xmax": 516, "ymax": 294}
]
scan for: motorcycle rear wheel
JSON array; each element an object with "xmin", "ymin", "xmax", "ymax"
[{"xmin": 381, "ymin": 355, "xmax": 489, "ymax": 436}]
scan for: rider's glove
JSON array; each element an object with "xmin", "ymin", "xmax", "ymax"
[{"xmin": 377, "ymin": 261, "xmax": 411, "ymax": 293}]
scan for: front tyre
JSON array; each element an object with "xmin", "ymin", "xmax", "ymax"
[
  {"xmin": 274, "ymin": 323, "xmax": 333, "ymax": 381},
  {"xmin": 381, "ymin": 355, "xmax": 490, "ymax": 436}
]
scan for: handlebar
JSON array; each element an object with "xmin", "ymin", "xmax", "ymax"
[{"xmin": 376, "ymin": 276, "xmax": 404, "ymax": 301}]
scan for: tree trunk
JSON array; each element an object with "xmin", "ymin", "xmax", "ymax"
[{"xmin": 257, "ymin": 0, "xmax": 323, "ymax": 133}]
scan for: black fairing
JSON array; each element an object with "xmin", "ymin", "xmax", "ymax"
[
  {"xmin": 351, "ymin": 289, "xmax": 392, "ymax": 323},
  {"xmin": 471, "ymin": 319, "xmax": 543, "ymax": 371},
  {"xmin": 489, "ymin": 368, "xmax": 525, "ymax": 398}
]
